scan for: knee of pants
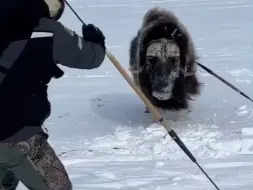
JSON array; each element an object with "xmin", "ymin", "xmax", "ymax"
[{"xmin": 0, "ymin": 171, "xmax": 19, "ymax": 190}]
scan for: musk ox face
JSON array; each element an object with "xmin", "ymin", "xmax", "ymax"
[{"xmin": 144, "ymin": 38, "xmax": 181, "ymax": 100}]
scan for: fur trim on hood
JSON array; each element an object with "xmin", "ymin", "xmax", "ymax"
[{"xmin": 44, "ymin": 0, "xmax": 65, "ymax": 20}]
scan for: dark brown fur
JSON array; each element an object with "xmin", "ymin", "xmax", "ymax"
[{"xmin": 129, "ymin": 7, "xmax": 202, "ymax": 111}]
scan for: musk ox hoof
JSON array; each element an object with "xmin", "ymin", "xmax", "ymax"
[{"xmin": 144, "ymin": 106, "xmax": 150, "ymax": 113}]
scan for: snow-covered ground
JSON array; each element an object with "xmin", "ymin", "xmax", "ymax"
[{"xmin": 18, "ymin": 0, "xmax": 253, "ymax": 189}]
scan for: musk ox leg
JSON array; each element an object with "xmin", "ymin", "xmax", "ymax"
[
  {"xmin": 185, "ymin": 73, "xmax": 203, "ymax": 101},
  {"xmin": 145, "ymin": 106, "xmax": 165, "ymax": 123},
  {"xmin": 129, "ymin": 34, "xmax": 139, "ymax": 74},
  {"xmin": 145, "ymin": 106, "xmax": 164, "ymax": 114},
  {"xmin": 145, "ymin": 106, "xmax": 150, "ymax": 113},
  {"xmin": 162, "ymin": 109, "xmax": 184, "ymax": 122}
]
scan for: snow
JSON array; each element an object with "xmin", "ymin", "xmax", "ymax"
[
  {"xmin": 241, "ymin": 127, "xmax": 253, "ymax": 136},
  {"xmin": 17, "ymin": 0, "xmax": 253, "ymax": 189}
]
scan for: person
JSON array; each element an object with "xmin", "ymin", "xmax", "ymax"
[{"xmin": 0, "ymin": 0, "xmax": 106, "ymax": 189}]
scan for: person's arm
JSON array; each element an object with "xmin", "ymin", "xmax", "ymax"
[{"xmin": 34, "ymin": 17, "xmax": 105, "ymax": 69}]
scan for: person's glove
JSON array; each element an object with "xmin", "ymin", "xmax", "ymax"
[{"xmin": 82, "ymin": 24, "xmax": 105, "ymax": 51}]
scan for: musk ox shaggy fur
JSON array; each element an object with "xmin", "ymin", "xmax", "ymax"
[{"xmin": 129, "ymin": 7, "xmax": 202, "ymax": 113}]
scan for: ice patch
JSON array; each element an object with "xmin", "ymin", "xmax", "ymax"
[
  {"xmin": 204, "ymin": 162, "xmax": 253, "ymax": 169},
  {"xmin": 172, "ymin": 173, "xmax": 208, "ymax": 182},
  {"xmin": 87, "ymin": 3, "xmax": 143, "ymax": 8},
  {"xmin": 237, "ymin": 110, "xmax": 250, "ymax": 116},
  {"xmin": 229, "ymin": 68, "xmax": 253, "ymax": 77},
  {"xmin": 236, "ymin": 79, "xmax": 252, "ymax": 84},
  {"xmin": 236, "ymin": 105, "xmax": 253, "ymax": 117},
  {"xmin": 241, "ymin": 128, "xmax": 253, "ymax": 136},
  {"xmin": 199, "ymin": 73, "xmax": 211, "ymax": 77},
  {"xmin": 63, "ymin": 159, "xmax": 87, "ymax": 166},
  {"xmin": 216, "ymin": 53, "xmax": 233, "ymax": 57},
  {"xmin": 239, "ymin": 105, "xmax": 249, "ymax": 110},
  {"xmin": 76, "ymin": 74, "xmax": 114, "ymax": 78},
  {"xmin": 210, "ymin": 139, "xmax": 253, "ymax": 155},
  {"xmin": 155, "ymin": 161, "xmax": 165, "ymax": 167},
  {"xmin": 107, "ymin": 45, "xmax": 125, "ymax": 49},
  {"xmin": 94, "ymin": 170, "xmax": 117, "ymax": 179}
]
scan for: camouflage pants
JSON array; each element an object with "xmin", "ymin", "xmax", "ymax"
[{"xmin": 0, "ymin": 132, "xmax": 72, "ymax": 190}]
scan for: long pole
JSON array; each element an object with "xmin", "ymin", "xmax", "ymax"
[{"xmin": 196, "ymin": 61, "xmax": 253, "ymax": 103}]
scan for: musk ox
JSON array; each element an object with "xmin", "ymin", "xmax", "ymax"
[{"xmin": 129, "ymin": 7, "xmax": 202, "ymax": 114}]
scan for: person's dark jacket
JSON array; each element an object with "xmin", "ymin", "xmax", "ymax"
[{"xmin": 0, "ymin": 2, "xmax": 105, "ymax": 142}]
